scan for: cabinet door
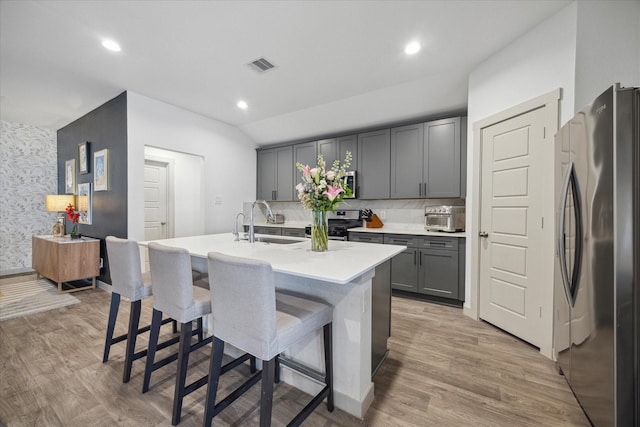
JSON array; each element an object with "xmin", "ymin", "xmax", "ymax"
[
  {"xmin": 357, "ymin": 129, "xmax": 390, "ymax": 199},
  {"xmin": 390, "ymin": 123, "xmax": 424, "ymax": 198},
  {"xmin": 424, "ymin": 117, "xmax": 461, "ymax": 198},
  {"xmin": 257, "ymin": 149, "xmax": 277, "ymax": 201},
  {"xmin": 275, "ymin": 146, "xmax": 294, "ymax": 201},
  {"xmin": 390, "ymin": 248, "xmax": 419, "ymax": 292},
  {"xmin": 318, "ymin": 138, "xmax": 337, "ymax": 166},
  {"xmin": 348, "ymin": 232, "xmax": 384, "ymax": 244},
  {"xmin": 294, "ymin": 141, "xmax": 318, "ymax": 170},
  {"xmin": 418, "ymin": 248, "xmax": 459, "ymax": 299},
  {"xmin": 337, "ymin": 134, "xmax": 357, "ymax": 168}
]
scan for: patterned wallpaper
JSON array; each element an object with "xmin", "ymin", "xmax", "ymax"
[{"xmin": 0, "ymin": 120, "xmax": 57, "ymax": 275}]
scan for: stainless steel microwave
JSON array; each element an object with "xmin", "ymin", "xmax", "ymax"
[{"xmin": 344, "ymin": 171, "xmax": 356, "ymax": 199}]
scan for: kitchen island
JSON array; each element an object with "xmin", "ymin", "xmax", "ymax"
[{"xmin": 140, "ymin": 233, "xmax": 405, "ymax": 418}]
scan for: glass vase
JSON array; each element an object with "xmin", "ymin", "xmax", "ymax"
[
  {"xmin": 311, "ymin": 210, "xmax": 329, "ymax": 252},
  {"xmin": 70, "ymin": 223, "xmax": 81, "ymax": 239}
]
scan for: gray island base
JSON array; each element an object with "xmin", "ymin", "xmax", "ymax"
[{"xmin": 140, "ymin": 233, "xmax": 405, "ymax": 418}]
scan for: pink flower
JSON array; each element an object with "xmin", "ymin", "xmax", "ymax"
[
  {"xmin": 323, "ymin": 184, "xmax": 344, "ymax": 201},
  {"xmin": 303, "ymin": 165, "xmax": 311, "ymax": 178}
]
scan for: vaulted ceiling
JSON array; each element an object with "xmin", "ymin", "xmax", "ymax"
[{"xmin": 0, "ymin": 0, "xmax": 570, "ymax": 145}]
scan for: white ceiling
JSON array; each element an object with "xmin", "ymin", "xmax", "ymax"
[{"xmin": 0, "ymin": 0, "xmax": 570, "ymax": 145}]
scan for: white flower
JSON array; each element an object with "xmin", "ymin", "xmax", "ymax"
[{"xmin": 326, "ymin": 170, "xmax": 335, "ymax": 181}]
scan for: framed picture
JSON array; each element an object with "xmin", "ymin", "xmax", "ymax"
[
  {"xmin": 94, "ymin": 149, "xmax": 109, "ymax": 191},
  {"xmin": 65, "ymin": 159, "xmax": 76, "ymax": 194},
  {"xmin": 77, "ymin": 182, "xmax": 92, "ymax": 224},
  {"xmin": 78, "ymin": 142, "xmax": 90, "ymax": 174}
]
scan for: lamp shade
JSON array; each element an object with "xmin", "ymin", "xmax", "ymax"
[{"xmin": 46, "ymin": 194, "xmax": 75, "ymax": 212}]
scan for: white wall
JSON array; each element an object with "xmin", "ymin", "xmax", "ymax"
[
  {"xmin": 466, "ymin": 0, "xmax": 578, "ymax": 309},
  {"xmin": 574, "ymin": 0, "xmax": 640, "ymax": 110},
  {"xmin": 127, "ymin": 92, "xmax": 258, "ymax": 242}
]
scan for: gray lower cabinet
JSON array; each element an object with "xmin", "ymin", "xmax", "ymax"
[
  {"xmin": 357, "ymin": 129, "xmax": 390, "ymax": 199},
  {"xmin": 281, "ymin": 227, "xmax": 305, "ymax": 238},
  {"xmin": 383, "ymin": 233, "xmax": 464, "ymax": 301},
  {"xmin": 348, "ymin": 232, "xmax": 384, "ymax": 244},
  {"xmin": 257, "ymin": 146, "xmax": 294, "ymax": 201},
  {"xmin": 245, "ymin": 226, "xmax": 282, "ymax": 236}
]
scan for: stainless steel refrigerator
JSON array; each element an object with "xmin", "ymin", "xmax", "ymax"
[{"xmin": 554, "ymin": 84, "xmax": 639, "ymax": 427}]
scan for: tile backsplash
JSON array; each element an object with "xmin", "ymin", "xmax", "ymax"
[{"xmin": 243, "ymin": 198, "xmax": 465, "ymax": 226}]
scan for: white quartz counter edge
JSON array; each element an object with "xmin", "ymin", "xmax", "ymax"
[
  {"xmin": 140, "ymin": 233, "xmax": 406, "ymax": 285},
  {"xmin": 348, "ymin": 226, "xmax": 466, "ymax": 237}
]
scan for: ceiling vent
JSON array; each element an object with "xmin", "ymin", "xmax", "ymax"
[{"xmin": 247, "ymin": 57, "xmax": 276, "ymax": 73}]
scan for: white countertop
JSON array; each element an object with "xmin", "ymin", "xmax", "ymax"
[
  {"xmin": 348, "ymin": 225, "xmax": 466, "ymax": 237},
  {"xmin": 141, "ymin": 233, "xmax": 405, "ymax": 285}
]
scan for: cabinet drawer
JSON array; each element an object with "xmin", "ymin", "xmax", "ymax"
[
  {"xmin": 420, "ymin": 236, "xmax": 458, "ymax": 251},
  {"xmin": 383, "ymin": 234, "xmax": 420, "ymax": 247},
  {"xmin": 349, "ymin": 232, "xmax": 384, "ymax": 244},
  {"xmin": 281, "ymin": 228, "xmax": 305, "ymax": 238},
  {"xmin": 254, "ymin": 226, "xmax": 282, "ymax": 236}
]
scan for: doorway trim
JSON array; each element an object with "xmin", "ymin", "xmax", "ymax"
[{"xmin": 466, "ymin": 89, "xmax": 560, "ymax": 357}]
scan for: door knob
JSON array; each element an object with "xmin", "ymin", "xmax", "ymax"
[{"xmin": 479, "ymin": 231, "xmax": 489, "ymax": 238}]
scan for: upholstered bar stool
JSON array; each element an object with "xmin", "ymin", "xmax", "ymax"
[
  {"xmin": 143, "ymin": 242, "xmax": 216, "ymax": 425},
  {"xmin": 203, "ymin": 252, "xmax": 334, "ymax": 427},
  {"xmin": 103, "ymin": 236, "xmax": 178, "ymax": 383}
]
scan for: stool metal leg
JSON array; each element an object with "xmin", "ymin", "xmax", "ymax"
[
  {"xmin": 103, "ymin": 292, "xmax": 121, "ymax": 363},
  {"xmin": 172, "ymin": 321, "xmax": 193, "ymax": 426},
  {"xmin": 260, "ymin": 358, "xmax": 276, "ymax": 427},
  {"xmin": 123, "ymin": 300, "xmax": 142, "ymax": 383},
  {"xmin": 196, "ymin": 317, "xmax": 204, "ymax": 342},
  {"xmin": 203, "ymin": 337, "xmax": 225, "ymax": 427},
  {"xmin": 142, "ymin": 308, "xmax": 163, "ymax": 393},
  {"xmin": 324, "ymin": 323, "xmax": 334, "ymax": 412}
]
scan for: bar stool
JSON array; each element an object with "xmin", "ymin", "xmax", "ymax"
[
  {"xmin": 203, "ymin": 252, "xmax": 334, "ymax": 427},
  {"xmin": 103, "ymin": 236, "xmax": 178, "ymax": 383},
  {"xmin": 143, "ymin": 242, "xmax": 214, "ymax": 425}
]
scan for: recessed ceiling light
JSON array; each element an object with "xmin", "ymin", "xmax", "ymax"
[
  {"xmin": 237, "ymin": 100, "xmax": 248, "ymax": 110},
  {"xmin": 101, "ymin": 39, "xmax": 121, "ymax": 52},
  {"xmin": 404, "ymin": 41, "xmax": 421, "ymax": 55}
]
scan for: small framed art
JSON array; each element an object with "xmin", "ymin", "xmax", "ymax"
[
  {"xmin": 94, "ymin": 149, "xmax": 109, "ymax": 191},
  {"xmin": 65, "ymin": 159, "xmax": 76, "ymax": 194},
  {"xmin": 78, "ymin": 142, "xmax": 90, "ymax": 174}
]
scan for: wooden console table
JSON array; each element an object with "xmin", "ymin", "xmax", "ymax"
[{"xmin": 32, "ymin": 235, "xmax": 100, "ymax": 294}]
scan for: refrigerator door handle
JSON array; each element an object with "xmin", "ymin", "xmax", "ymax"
[
  {"xmin": 568, "ymin": 166, "xmax": 584, "ymax": 306},
  {"xmin": 558, "ymin": 162, "xmax": 574, "ymax": 306}
]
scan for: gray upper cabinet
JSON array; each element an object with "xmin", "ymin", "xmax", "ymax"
[
  {"xmin": 391, "ymin": 117, "xmax": 462, "ymax": 199},
  {"xmin": 424, "ymin": 117, "xmax": 461, "ymax": 198},
  {"xmin": 357, "ymin": 129, "xmax": 390, "ymax": 199},
  {"xmin": 318, "ymin": 134, "xmax": 357, "ymax": 168},
  {"xmin": 294, "ymin": 140, "xmax": 317, "ymax": 174},
  {"xmin": 390, "ymin": 123, "xmax": 424, "ymax": 198},
  {"xmin": 257, "ymin": 146, "xmax": 294, "ymax": 201}
]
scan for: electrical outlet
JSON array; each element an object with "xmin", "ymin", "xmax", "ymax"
[
  {"xmin": 379, "ymin": 211, "xmax": 386, "ymax": 219},
  {"xmin": 99, "ymin": 257, "xmax": 104, "ymax": 268}
]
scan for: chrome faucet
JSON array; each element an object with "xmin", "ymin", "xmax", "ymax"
[
  {"xmin": 233, "ymin": 212, "xmax": 245, "ymax": 241},
  {"xmin": 249, "ymin": 200, "xmax": 274, "ymax": 243}
]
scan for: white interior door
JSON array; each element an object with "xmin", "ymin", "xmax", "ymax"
[
  {"xmin": 144, "ymin": 160, "xmax": 170, "ymax": 241},
  {"xmin": 479, "ymin": 106, "xmax": 546, "ymax": 348}
]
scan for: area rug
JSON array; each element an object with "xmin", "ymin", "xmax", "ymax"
[{"xmin": 0, "ymin": 279, "xmax": 80, "ymax": 321}]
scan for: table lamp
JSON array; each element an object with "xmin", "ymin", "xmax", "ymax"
[{"xmin": 46, "ymin": 194, "xmax": 75, "ymax": 237}]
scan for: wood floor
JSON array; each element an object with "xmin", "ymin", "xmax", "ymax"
[{"xmin": 0, "ymin": 274, "xmax": 589, "ymax": 427}]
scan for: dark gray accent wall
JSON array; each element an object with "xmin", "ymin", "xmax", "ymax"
[{"xmin": 57, "ymin": 92, "xmax": 128, "ymax": 285}]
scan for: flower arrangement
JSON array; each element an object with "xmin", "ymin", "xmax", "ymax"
[
  {"xmin": 65, "ymin": 203, "xmax": 81, "ymax": 238},
  {"xmin": 295, "ymin": 151, "xmax": 353, "ymax": 212},
  {"xmin": 296, "ymin": 151, "xmax": 352, "ymax": 251}
]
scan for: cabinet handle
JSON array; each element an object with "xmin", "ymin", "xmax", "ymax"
[
  {"xmin": 272, "ymin": 190, "xmax": 277, "ymax": 200},
  {"xmin": 413, "ymin": 250, "xmax": 417, "ymax": 265},
  {"xmin": 419, "ymin": 182, "xmax": 422, "ymax": 196}
]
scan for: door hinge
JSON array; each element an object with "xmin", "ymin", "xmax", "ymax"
[
  {"xmin": 541, "ymin": 217, "xmax": 544, "ymax": 228},
  {"xmin": 543, "ymin": 127, "xmax": 546, "ymax": 139},
  {"xmin": 539, "ymin": 306, "xmax": 543, "ymax": 318}
]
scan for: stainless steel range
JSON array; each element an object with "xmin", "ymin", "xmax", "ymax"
[{"xmin": 305, "ymin": 209, "xmax": 362, "ymax": 240}]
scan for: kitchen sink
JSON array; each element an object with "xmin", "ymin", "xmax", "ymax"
[{"xmin": 242, "ymin": 236, "xmax": 302, "ymax": 245}]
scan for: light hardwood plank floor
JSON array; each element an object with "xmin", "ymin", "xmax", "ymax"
[{"xmin": 0, "ymin": 274, "xmax": 589, "ymax": 426}]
